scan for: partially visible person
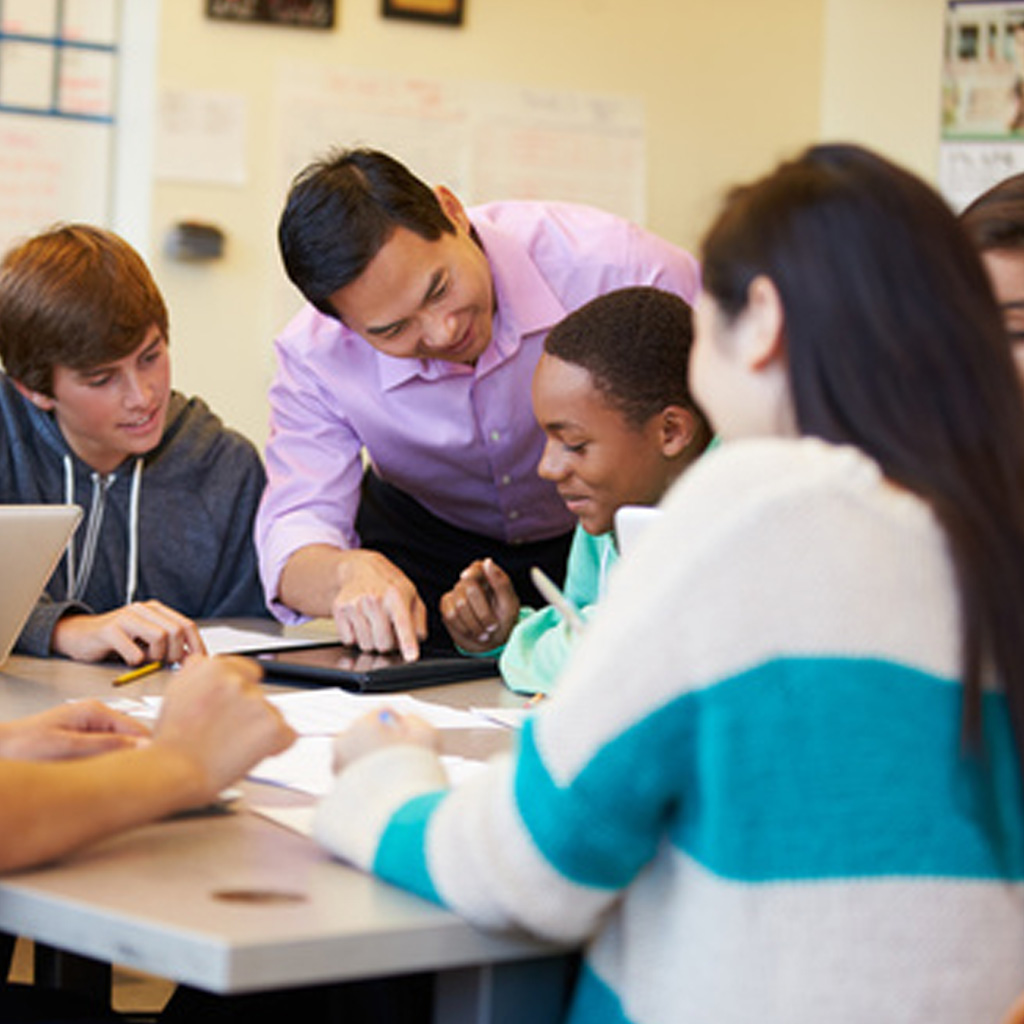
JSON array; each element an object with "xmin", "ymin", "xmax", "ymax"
[
  {"xmin": 313, "ymin": 144, "xmax": 1024, "ymax": 1023},
  {"xmin": 959, "ymin": 171, "xmax": 1024, "ymax": 382},
  {"xmin": 258, "ymin": 147, "xmax": 702, "ymax": 661},
  {"xmin": 0, "ymin": 654, "xmax": 294, "ymax": 1021},
  {"xmin": 0, "ymin": 655, "xmax": 293, "ymax": 872},
  {"xmin": 0, "ymin": 224, "xmax": 269, "ymax": 665},
  {"xmin": 440, "ymin": 287, "xmax": 711, "ymax": 695}
]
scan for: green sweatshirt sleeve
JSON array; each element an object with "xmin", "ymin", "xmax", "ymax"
[{"xmin": 498, "ymin": 527, "xmax": 617, "ymax": 695}]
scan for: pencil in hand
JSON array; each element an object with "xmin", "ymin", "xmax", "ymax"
[{"xmin": 530, "ymin": 566, "xmax": 586, "ymax": 634}]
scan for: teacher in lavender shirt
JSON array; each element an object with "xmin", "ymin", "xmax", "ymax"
[{"xmin": 257, "ymin": 147, "xmax": 701, "ymax": 660}]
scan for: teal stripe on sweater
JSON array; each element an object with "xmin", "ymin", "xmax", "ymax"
[
  {"xmin": 373, "ymin": 791, "xmax": 445, "ymax": 903},
  {"xmin": 515, "ymin": 658, "xmax": 1024, "ymax": 888},
  {"xmin": 565, "ymin": 961, "xmax": 633, "ymax": 1024}
]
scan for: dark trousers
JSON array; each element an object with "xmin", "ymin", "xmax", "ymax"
[{"xmin": 355, "ymin": 472, "xmax": 573, "ymax": 653}]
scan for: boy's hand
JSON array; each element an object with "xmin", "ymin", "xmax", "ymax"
[
  {"xmin": 440, "ymin": 558, "xmax": 520, "ymax": 652},
  {"xmin": 51, "ymin": 601, "xmax": 206, "ymax": 665}
]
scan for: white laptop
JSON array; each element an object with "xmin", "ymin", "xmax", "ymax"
[
  {"xmin": 614, "ymin": 504, "xmax": 664, "ymax": 557},
  {"xmin": 0, "ymin": 505, "xmax": 81, "ymax": 666}
]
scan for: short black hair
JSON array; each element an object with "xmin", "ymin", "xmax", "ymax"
[
  {"xmin": 278, "ymin": 147, "xmax": 456, "ymax": 318},
  {"xmin": 544, "ymin": 286, "xmax": 711, "ymax": 451}
]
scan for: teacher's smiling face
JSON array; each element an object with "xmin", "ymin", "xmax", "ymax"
[
  {"xmin": 327, "ymin": 187, "xmax": 495, "ymax": 366},
  {"xmin": 19, "ymin": 325, "xmax": 171, "ymax": 475}
]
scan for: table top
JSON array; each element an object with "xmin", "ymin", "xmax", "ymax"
[{"xmin": 0, "ymin": 636, "xmax": 557, "ymax": 994}]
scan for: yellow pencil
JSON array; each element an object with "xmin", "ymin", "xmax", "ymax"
[{"xmin": 112, "ymin": 660, "xmax": 163, "ymax": 687}]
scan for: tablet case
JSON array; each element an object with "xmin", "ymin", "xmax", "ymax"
[{"xmin": 256, "ymin": 646, "xmax": 499, "ymax": 693}]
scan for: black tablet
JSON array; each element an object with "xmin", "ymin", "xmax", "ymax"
[{"xmin": 256, "ymin": 645, "xmax": 499, "ymax": 693}]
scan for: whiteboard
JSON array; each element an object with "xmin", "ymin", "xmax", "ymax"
[{"xmin": 0, "ymin": 0, "xmax": 119, "ymax": 256}]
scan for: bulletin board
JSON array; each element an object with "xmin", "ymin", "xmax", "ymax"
[
  {"xmin": 0, "ymin": 0, "xmax": 120, "ymax": 256},
  {"xmin": 940, "ymin": 0, "xmax": 1024, "ymax": 208}
]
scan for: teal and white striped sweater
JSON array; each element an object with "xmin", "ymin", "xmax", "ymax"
[{"xmin": 315, "ymin": 437, "xmax": 1024, "ymax": 1024}]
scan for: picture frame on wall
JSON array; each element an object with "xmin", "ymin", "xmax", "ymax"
[
  {"xmin": 381, "ymin": 0, "xmax": 464, "ymax": 27},
  {"xmin": 205, "ymin": 0, "xmax": 336, "ymax": 30}
]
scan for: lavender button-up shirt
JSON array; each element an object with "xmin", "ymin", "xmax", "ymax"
[{"xmin": 256, "ymin": 200, "xmax": 701, "ymax": 621}]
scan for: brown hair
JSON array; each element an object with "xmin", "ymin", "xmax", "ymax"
[
  {"xmin": 960, "ymin": 171, "xmax": 1024, "ymax": 253},
  {"xmin": 0, "ymin": 224, "xmax": 168, "ymax": 395}
]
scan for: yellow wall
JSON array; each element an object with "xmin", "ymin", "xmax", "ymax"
[
  {"xmin": 820, "ymin": 0, "xmax": 945, "ymax": 181},
  {"xmin": 151, "ymin": 0, "xmax": 943, "ymax": 448}
]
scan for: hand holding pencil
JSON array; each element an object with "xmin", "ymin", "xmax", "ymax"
[{"xmin": 50, "ymin": 600, "xmax": 206, "ymax": 671}]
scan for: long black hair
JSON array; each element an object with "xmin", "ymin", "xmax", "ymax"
[{"xmin": 701, "ymin": 142, "xmax": 1024, "ymax": 764}]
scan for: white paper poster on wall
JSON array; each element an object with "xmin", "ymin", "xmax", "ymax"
[
  {"xmin": 940, "ymin": 0, "xmax": 1024, "ymax": 208},
  {"xmin": 273, "ymin": 64, "xmax": 647, "ymax": 326},
  {"xmin": 0, "ymin": 0, "xmax": 118, "ymax": 256},
  {"xmin": 275, "ymin": 64, "xmax": 646, "ymax": 220},
  {"xmin": 154, "ymin": 88, "xmax": 247, "ymax": 186}
]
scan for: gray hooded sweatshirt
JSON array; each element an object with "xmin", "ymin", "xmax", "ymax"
[{"xmin": 0, "ymin": 373, "xmax": 269, "ymax": 655}]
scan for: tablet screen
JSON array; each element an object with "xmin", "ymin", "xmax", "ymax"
[{"xmin": 256, "ymin": 645, "xmax": 499, "ymax": 692}]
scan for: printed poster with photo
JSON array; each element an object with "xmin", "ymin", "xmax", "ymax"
[{"xmin": 941, "ymin": 0, "xmax": 1024, "ymax": 208}]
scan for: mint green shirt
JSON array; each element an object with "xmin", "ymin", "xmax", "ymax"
[{"xmin": 499, "ymin": 525, "xmax": 619, "ymax": 695}]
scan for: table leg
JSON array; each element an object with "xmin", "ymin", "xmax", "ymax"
[
  {"xmin": 434, "ymin": 954, "xmax": 576, "ymax": 1024},
  {"xmin": 33, "ymin": 943, "xmax": 112, "ymax": 1007}
]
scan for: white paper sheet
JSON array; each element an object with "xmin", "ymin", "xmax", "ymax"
[{"xmin": 198, "ymin": 625, "xmax": 332, "ymax": 657}]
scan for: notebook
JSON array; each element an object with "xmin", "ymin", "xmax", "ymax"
[
  {"xmin": 614, "ymin": 504, "xmax": 663, "ymax": 556},
  {"xmin": 0, "ymin": 505, "xmax": 82, "ymax": 666},
  {"xmin": 257, "ymin": 645, "xmax": 499, "ymax": 693}
]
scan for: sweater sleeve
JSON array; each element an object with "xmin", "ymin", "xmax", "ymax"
[
  {"xmin": 498, "ymin": 528, "xmax": 610, "ymax": 696},
  {"xmin": 313, "ymin": 441, "xmax": 914, "ymax": 945},
  {"xmin": 498, "ymin": 606, "xmax": 582, "ymax": 696},
  {"xmin": 313, "ymin": 492, "xmax": 717, "ymax": 943},
  {"xmin": 14, "ymin": 596, "xmax": 92, "ymax": 657}
]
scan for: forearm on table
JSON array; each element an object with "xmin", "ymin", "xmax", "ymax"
[
  {"xmin": 0, "ymin": 744, "xmax": 207, "ymax": 873},
  {"xmin": 276, "ymin": 544, "xmax": 355, "ymax": 618}
]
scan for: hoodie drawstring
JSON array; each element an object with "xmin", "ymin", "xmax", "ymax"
[
  {"xmin": 126, "ymin": 457, "xmax": 142, "ymax": 605},
  {"xmin": 63, "ymin": 454, "xmax": 143, "ymax": 604},
  {"xmin": 63, "ymin": 455, "xmax": 76, "ymax": 595}
]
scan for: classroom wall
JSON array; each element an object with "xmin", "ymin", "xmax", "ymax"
[
  {"xmin": 150, "ymin": 0, "xmax": 943, "ymax": 450},
  {"xmin": 820, "ymin": 0, "xmax": 945, "ymax": 181}
]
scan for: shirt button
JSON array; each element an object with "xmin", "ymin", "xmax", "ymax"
[
  {"xmin": 501, "ymin": 474, "xmax": 511, "ymax": 486},
  {"xmin": 490, "ymin": 430, "xmax": 501, "ymax": 442},
  {"xmin": 508, "ymin": 510, "xmax": 520, "ymax": 521}
]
